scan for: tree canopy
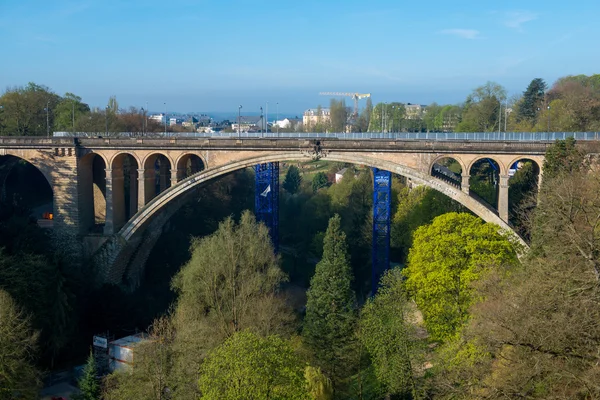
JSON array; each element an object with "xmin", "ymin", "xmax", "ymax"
[
  {"xmin": 403, "ymin": 212, "xmax": 517, "ymax": 342},
  {"xmin": 198, "ymin": 331, "xmax": 309, "ymax": 400}
]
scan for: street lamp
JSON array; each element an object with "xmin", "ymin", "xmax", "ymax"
[
  {"xmin": 276, "ymin": 102, "xmax": 279, "ymax": 137},
  {"xmin": 164, "ymin": 102, "xmax": 167, "ymax": 137},
  {"xmin": 72, "ymin": 100, "xmax": 76, "ymax": 134},
  {"xmin": 266, "ymin": 102, "xmax": 269, "ymax": 136},
  {"xmin": 141, "ymin": 107, "xmax": 145, "ymax": 136},
  {"xmin": 547, "ymin": 105, "xmax": 551, "ymax": 134},
  {"xmin": 0, "ymin": 105, "xmax": 4, "ymax": 135},
  {"xmin": 238, "ymin": 105, "xmax": 242, "ymax": 138},
  {"xmin": 105, "ymin": 105, "xmax": 109, "ymax": 136},
  {"xmin": 260, "ymin": 106, "xmax": 263, "ymax": 136},
  {"xmin": 45, "ymin": 101, "xmax": 50, "ymax": 138}
]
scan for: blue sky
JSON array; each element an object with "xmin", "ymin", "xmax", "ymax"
[{"xmin": 1, "ymin": 0, "xmax": 598, "ymax": 114}]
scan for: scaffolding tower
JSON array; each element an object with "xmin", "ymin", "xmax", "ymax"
[
  {"xmin": 254, "ymin": 162, "xmax": 280, "ymax": 252},
  {"xmin": 371, "ymin": 168, "xmax": 392, "ymax": 295}
]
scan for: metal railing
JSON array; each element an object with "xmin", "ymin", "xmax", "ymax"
[{"xmin": 52, "ymin": 131, "xmax": 600, "ymax": 141}]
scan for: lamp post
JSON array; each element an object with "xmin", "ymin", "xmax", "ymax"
[
  {"xmin": 105, "ymin": 105, "xmax": 109, "ymax": 136},
  {"xmin": 164, "ymin": 102, "xmax": 167, "ymax": 137},
  {"xmin": 46, "ymin": 101, "xmax": 50, "ymax": 138},
  {"xmin": 0, "ymin": 105, "xmax": 4, "ymax": 135},
  {"xmin": 266, "ymin": 102, "xmax": 268, "ymax": 136},
  {"xmin": 72, "ymin": 100, "xmax": 75, "ymax": 134},
  {"xmin": 276, "ymin": 102, "xmax": 279, "ymax": 137},
  {"xmin": 547, "ymin": 105, "xmax": 551, "ymax": 134},
  {"xmin": 238, "ymin": 105, "xmax": 242, "ymax": 138},
  {"xmin": 141, "ymin": 107, "xmax": 145, "ymax": 136},
  {"xmin": 260, "ymin": 106, "xmax": 263, "ymax": 136}
]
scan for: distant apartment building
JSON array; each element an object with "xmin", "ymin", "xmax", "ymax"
[
  {"xmin": 149, "ymin": 114, "xmax": 166, "ymax": 124},
  {"xmin": 231, "ymin": 116, "xmax": 266, "ymax": 132},
  {"xmin": 274, "ymin": 117, "xmax": 302, "ymax": 130},
  {"xmin": 303, "ymin": 108, "xmax": 331, "ymax": 128},
  {"xmin": 405, "ymin": 104, "xmax": 426, "ymax": 119}
]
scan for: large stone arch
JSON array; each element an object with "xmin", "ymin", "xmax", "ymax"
[
  {"xmin": 120, "ymin": 152, "xmax": 526, "ymax": 245},
  {"xmin": 93, "ymin": 151, "xmax": 529, "ymax": 288}
]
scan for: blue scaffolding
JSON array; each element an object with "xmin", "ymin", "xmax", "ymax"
[
  {"xmin": 254, "ymin": 162, "xmax": 280, "ymax": 252},
  {"xmin": 371, "ymin": 168, "xmax": 392, "ymax": 295}
]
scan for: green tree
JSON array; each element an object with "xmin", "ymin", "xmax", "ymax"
[
  {"xmin": 198, "ymin": 331, "xmax": 309, "ymax": 400},
  {"xmin": 542, "ymin": 136, "xmax": 583, "ymax": 180},
  {"xmin": 74, "ymin": 352, "xmax": 100, "ymax": 400},
  {"xmin": 304, "ymin": 366, "xmax": 333, "ymax": 400},
  {"xmin": 329, "ymin": 99, "xmax": 348, "ymax": 132},
  {"xmin": 0, "ymin": 83, "xmax": 61, "ymax": 136},
  {"xmin": 54, "ymin": 93, "xmax": 90, "ymax": 132},
  {"xmin": 456, "ymin": 81, "xmax": 507, "ymax": 132},
  {"xmin": 0, "ymin": 290, "xmax": 40, "ymax": 400},
  {"xmin": 391, "ymin": 186, "xmax": 464, "ymax": 261},
  {"xmin": 403, "ymin": 213, "xmax": 517, "ymax": 342},
  {"xmin": 303, "ymin": 214, "xmax": 357, "ymax": 392},
  {"xmin": 171, "ymin": 211, "xmax": 294, "ymax": 397},
  {"xmin": 359, "ymin": 269, "xmax": 425, "ymax": 398},
  {"xmin": 312, "ymin": 172, "xmax": 329, "ymax": 193},
  {"xmin": 516, "ymin": 78, "xmax": 547, "ymax": 124},
  {"xmin": 283, "ymin": 165, "xmax": 302, "ymax": 194}
]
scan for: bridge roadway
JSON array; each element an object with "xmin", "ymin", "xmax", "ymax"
[{"xmin": 2, "ymin": 133, "xmax": 598, "ymax": 288}]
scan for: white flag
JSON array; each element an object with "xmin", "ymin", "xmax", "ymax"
[{"xmin": 260, "ymin": 185, "xmax": 271, "ymax": 197}]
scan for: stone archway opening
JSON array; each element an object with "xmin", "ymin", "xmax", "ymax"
[
  {"xmin": 469, "ymin": 158, "xmax": 500, "ymax": 209},
  {"xmin": 109, "ymin": 153, "xmax": 139, "ymax": 234},
  {"xmin": 79, "ymin": 153, "xmax": 107, "ymax": 233},
  {"xmin": 0, "ymin": 155, "xmax": 53, "ymax": 228},
  {"xmin": 176, "ymin": 154, "xmax": 205, "ymax": 182},
  {"xmin": 508, "ymin": 158, "xmax": 541, "ymax": 239},
  {"xmin": 431, "ymin": 157, "xmax": 463, "ymax": 189},
  {"xmin": 143, "ymin": 154, "xmax": 172, "ymax": 204}
]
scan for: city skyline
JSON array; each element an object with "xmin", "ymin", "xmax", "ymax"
[{"xmin": 1, "ymin": 0, "xmax": 598, "ymax": 112}]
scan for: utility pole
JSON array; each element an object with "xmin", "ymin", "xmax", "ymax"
[
  {"xmin": 260, "ymin": 106, "xmax": 263, "ymax": 136},
  {"xmin": 72, "ymin": 101, "xmax": 75, "ymax": 133},
  {"xmin": 504, "ymin": 99, "xmax": 508, "ymax": 132}
]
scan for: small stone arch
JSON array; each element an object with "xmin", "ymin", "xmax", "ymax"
[
  {"xmin": 175, "ymin": 153, "xmax": 206, "ymax": 182},
  {"xmin": 143, "ymin": 153, "xmax": 173, "ymax": 204},
  {"xmin": 107, "ymin": 153, "xmax": 140, "ymax": 234},
  {"xmin": 468, "ymin": 157, "xmax": 501, "ymax": 209},
  {"xmin": 78, "ymin": 152, "xmax": 107, "ymax": 233},
  {"xmin": 430, "ymin": 156, "xmax": 465, "ymax": 189},
  {"xmin": 467, "ymin": 156, "xmax": 506, "ymax": 176}
]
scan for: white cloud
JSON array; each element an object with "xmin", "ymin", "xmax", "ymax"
[
  {"xmin": 504, "ymin": 11, "xmax": 538, "ymax": 31},
  {"xmin": 440, "ymin": 29, "xmax": 481, "ymax": 39}
]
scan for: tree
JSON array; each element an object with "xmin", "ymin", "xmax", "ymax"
[
  {"xmin": 391, "ymin": 186, "xmax": 464, "ymax": 261},
  {"xmin": 304, "ymin": 366, "xmax": 333, "ymax": 400},
  {"xmin": 456, "ymin": 81, "xmax": 507, "ymax": 132},
  {"xmin": 170, "ymin": 211, "xmax": 295, "ymax": 397},
  {"xmin": 283, "ymin": 165, "xmax": 302, "ymax": 194},
  {"xmin": 0, "ymin": 289, "xmax": 40, "ymax": 400},
  {"xmin": 198, "ymin": 331, "xmax": 309, "ymax": 400},
  {"xmin": 0, "ymin": 83, "xmax": 61, "ymax": 136},
  {"xmin": 403, "ymin": 213, "xmax": 517, "ymax": 342},
  {"xmin": 312, "ymin": 172, "xmax": 329, "ymax": 193},
  {"xmin": 303, "ymin": 214, "xmax": 357, "ymax": 391},
  {"xmin": 330, "ymin": 99, "xmax": 348, "ymax": 132},
  {"xmin": 359, "ymin": 268, "xmax": 426, "ymax": 398},
  {"xmin": 54, "ymin": 92, "xmax": 90, "ymax": 132},
  {"xmin": 516, "ymin": 78, "xmax": 547, "ymax": 124},
  {"xmin": 74, "ymin": 352, "xmax": 100, "ymax": 400},
  {"xmin": 103, "ymin": 317, "xmax": 175, "ymax": 400}
]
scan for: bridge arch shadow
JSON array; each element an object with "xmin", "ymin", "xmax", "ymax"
[
  {"xmin": 96, "ymin": 151, "xmax": 527, "ymax": 289},
  {"xmin": 0, "ymin": 154, "xmax": 54, "ymax": 226}
]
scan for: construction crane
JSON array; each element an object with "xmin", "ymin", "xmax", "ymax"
[{"xmin": 319, "ymin": 92, "xmax": 371, "ymax": 117}]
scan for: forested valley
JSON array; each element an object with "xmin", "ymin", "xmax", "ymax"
[{"xmin": 1, "ymin": 139, "xmax": 600, "ymax": 399}]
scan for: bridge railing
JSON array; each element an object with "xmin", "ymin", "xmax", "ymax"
[{"xmin": 52, "ymin": 131, "xmax": 600, "ymax": 141}]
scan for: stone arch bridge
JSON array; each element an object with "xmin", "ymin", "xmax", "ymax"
[{"xmin": 1, "ymin": 135, "xmax": 587, "ymax": 288}]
